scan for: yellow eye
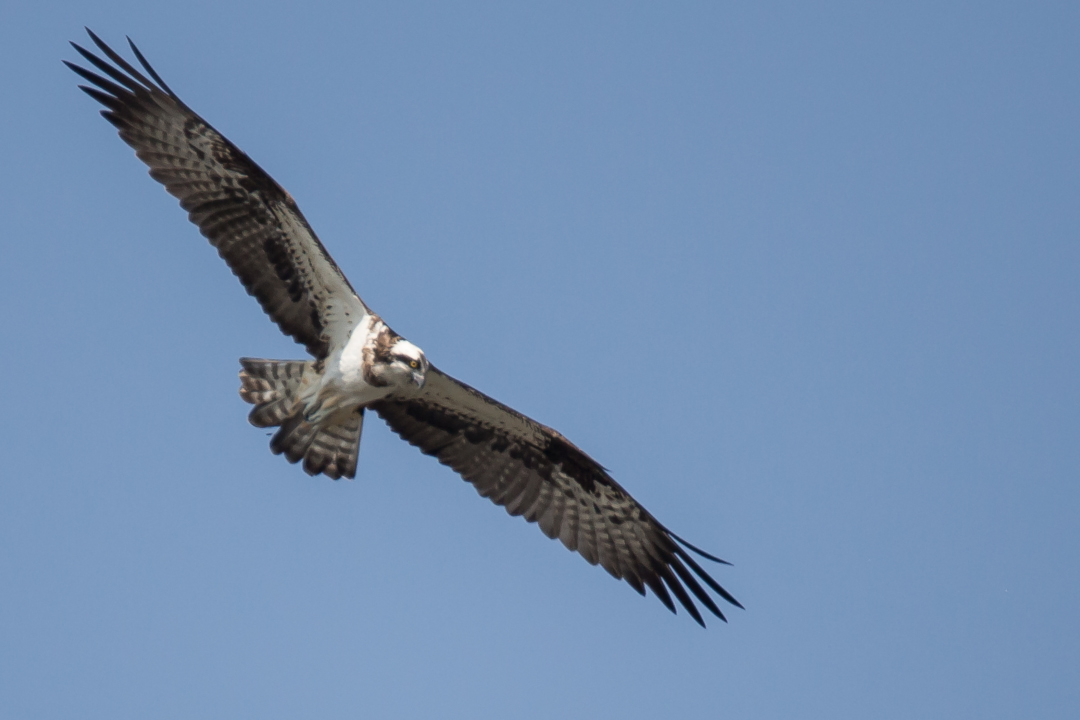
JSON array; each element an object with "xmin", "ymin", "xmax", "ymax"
[{"xmin": 409, "ymin": 360, "xmax": 419, "ymax": 369}]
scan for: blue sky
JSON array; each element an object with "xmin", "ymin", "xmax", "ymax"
[{"xmin": 2, "ymin": 2, "xmax": 1078, "ymax": 718}]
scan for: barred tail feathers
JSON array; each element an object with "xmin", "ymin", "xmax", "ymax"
[
  {"xmin": 239, "ymin": 358, "xmax": 313, "ymax": 427},
  {"xmin": 269, "ymin": 409, "xmax": 364, "ymax": 480},
  {"xmin": 238, "ymin": 358, "xmax": 363, "ymax": 480}
]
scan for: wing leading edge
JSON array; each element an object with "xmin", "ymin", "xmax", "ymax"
[
  {"xmin": 66, "ymin": 29, "xmax": 368, "ymax": 359},
  {"xmin": 374, "ymin": 367, "xmax": 743, "ymax": 626}
]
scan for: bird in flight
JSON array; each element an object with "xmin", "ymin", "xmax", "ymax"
[{"xmin": 66, "ymin": 29, "xmax": 741, "ymax": 626}]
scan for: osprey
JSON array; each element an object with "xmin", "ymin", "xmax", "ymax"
[{"xmin": 67, "ymin": 30, "xmax": 742, "ymax": 626}]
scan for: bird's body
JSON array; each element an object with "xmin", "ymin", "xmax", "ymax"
[
  {"xmin": 306, "ymin": 313, "xmax": 426, "ymax": 426},
  {"xmin": 239, "ymin": 312, "xmax": 430, "ymax": 479},
  {"xmin": 67, "ymin": 29, "xmax": 741, "ymax": 626}
]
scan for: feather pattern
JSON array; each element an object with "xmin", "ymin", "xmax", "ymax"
[
  {"xmin": 373, "ymin": 367, "xmax": 742, "ymax": 626},
  {"xmin": 68, "ymin": 30, "xmax": 740, "ymax": 626},
  {"xmin": 65, "ymin": 30, "xmax": 368, "ymax": 359}
]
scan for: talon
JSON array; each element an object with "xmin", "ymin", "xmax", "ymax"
[{"xmin": 304, "ymin": 399, "xmax": 324, "ymax": 423}]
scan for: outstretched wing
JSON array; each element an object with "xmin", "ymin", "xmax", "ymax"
[
  {"xmin": 372, "ymin": 367, "xmax": 742, "ymax": 626},
  {"xmin": 66, "ymin": 29, "xmax": 368, "ymax": 359}
]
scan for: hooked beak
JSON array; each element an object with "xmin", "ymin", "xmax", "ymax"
[{"xmin": 411, "ymin": 371, "xmax": 426, "ymax": 389}]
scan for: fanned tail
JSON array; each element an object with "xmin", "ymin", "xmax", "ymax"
[
  {"xmin": 269, "ymin": 410, "xmax": 364, "ymax": 480},
  {"xmin": 239, "ymin": 358, "xmax": 313, "ymax": 427},
  {"xmin": 238, "ymin": 358, "xmax": 363, "ymax": 480}
]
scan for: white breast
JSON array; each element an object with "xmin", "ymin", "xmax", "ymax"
[{"xmin": 335, "ymin": 313, "xmax": 376, "ymax": 386}]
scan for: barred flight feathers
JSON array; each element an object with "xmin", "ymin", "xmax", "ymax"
[
  {"xmin": 65, "ymin": 29, "xmax": 368, "ymax": 359},
  {"xmin": 373, "ymin": 367, "xmax": 743, "ymax": 626}
]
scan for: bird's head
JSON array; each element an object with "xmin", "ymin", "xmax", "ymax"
[{"xmin": 384, "ymin": 338, "xmax": 429, "ymax": 390}]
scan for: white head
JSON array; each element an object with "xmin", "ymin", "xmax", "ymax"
[
  {"xmin": 381, "ymin": 337, "xmax": 429, "ymax": 389},
  {"xmin": 364, "ymin": 323, "xmax": 430, "ymax": 391}
]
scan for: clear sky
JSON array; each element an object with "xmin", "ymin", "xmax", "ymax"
[{"xmin": 2, "ymin": 2, "xmax": 1078, "ymax": 718}]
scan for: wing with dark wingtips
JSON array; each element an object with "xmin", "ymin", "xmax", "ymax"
[
  {"xmin": 373, "ymin": 366, "xmax": 742, "ymax": 626},
  {"xmin": 66, "ymin": 30, "xmax": 369, "ymax": 359}
]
